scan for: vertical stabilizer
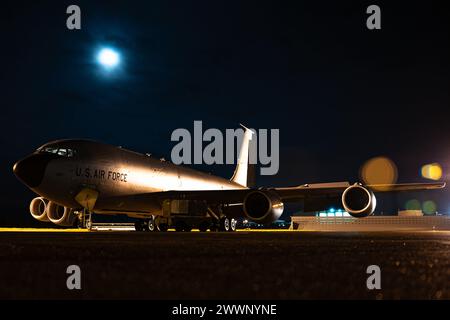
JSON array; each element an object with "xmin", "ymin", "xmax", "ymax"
[{"xmin": 230, "ymin": 124, "xmax": 254, "ymax": 187}]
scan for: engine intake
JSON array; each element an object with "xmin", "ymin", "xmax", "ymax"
[
  {"xmin": 341, "ymin": 184, "xmax": 376, "ymax": 217},
  {"xmin": 29, "ymin": 197, "xmax": 50, "ymax": 222},
  {"xmin": 243, "ymin": 190, "xmax": 284, "ymax": 224},
  {"xmin": 47, "ymin": 201, "xmax": 77, "ymax": 226}
]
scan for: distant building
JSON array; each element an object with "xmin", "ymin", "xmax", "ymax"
[{"xmin": 290, "ymin": 208, "xmax": 450, "ymax": 231}]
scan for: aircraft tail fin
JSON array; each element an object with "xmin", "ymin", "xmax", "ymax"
[{"xmin": 230, "ymin": 124, "xmax": 254, "ymax": 187}]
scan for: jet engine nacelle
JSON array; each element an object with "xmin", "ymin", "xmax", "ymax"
[
  {"xmin": 29, "ymin": 197, "xmax": 50, "ymax": 222},
  {"xmin": 47, "ymin": 201, "xmax": 77, "ymax": 226},
  {"xmin": 243, "ymin": 190, "xmax": 284, "ymax": 224},
  {"xmin": 341, "ymin": 184, "xmax": 377, "ymax": 217}
]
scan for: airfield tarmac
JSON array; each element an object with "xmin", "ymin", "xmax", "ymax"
[{"xmin": 0, "ymin": 230, "xmax": 449, "ymax": 299}]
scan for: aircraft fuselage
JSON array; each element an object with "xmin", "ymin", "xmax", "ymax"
[{"xmin": 13, "ymin": 139, "xmax": 245, "ymax": 214}]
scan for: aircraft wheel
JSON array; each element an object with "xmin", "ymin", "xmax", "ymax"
[
  {"xmin": 220, "ymin": 217, "xmax": 230, "ymax": 232},
  {"xmin": 229, "ymin": 218, "xmax": 237, "ymax": 232},
  {"xmin": 147, "ymin": 218, "xmax": 156, "ymax": 232}
]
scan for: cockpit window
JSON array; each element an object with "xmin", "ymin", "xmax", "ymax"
[
  {"xmin": 44, "ymin": 147, "xmax": 58, "ymax": 154},
  {"xmin": 39, "ymin": 147, "xmax": 77, "ymax": 158}
]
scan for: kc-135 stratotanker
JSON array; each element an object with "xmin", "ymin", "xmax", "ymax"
[{"xmin": 13, "ymin": 126, "xmax": 445, "ymax": 231}]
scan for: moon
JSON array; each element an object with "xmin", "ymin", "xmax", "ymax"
[{"xmin": 97, "ymin": 48, "xmax": 120, "ymax": 69}]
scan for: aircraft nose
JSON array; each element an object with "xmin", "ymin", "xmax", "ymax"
[{"xmin": 13, "ymin": 154, "xmax": 55, "ymax": 188}]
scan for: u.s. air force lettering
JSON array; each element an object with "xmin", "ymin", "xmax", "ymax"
[{"xmin": 75, "ymin": 167, "xmax": 127, "ymax": 182}]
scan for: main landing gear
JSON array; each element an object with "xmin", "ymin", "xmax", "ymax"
[
  {"xmin": 134, "ymin": 216, "xmax": 169, "ymax": 232},
  {"xmin": 133, "ymin": 216, "xmax": 238, "ymax": 232},
  {"xmin": 134, "ymin": 216, "xmax": 167, "ymax": 232},
  {"xmin": 215, "ymin": 217, "xmax": 237, "ymax": 232}
]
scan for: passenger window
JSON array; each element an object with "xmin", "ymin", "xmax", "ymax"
[{"xmin": 57, "ymin": 149, "xmax": 67, "ymax": 156}]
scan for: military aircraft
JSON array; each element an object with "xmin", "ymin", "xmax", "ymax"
[{"xmin": 13, "ymin": 127, "xmax": 445, "ymax": 231}]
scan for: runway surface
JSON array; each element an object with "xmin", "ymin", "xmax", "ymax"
[{"xmin": 0, "ymin": 231, "xmax": 449, "ymax": 299}]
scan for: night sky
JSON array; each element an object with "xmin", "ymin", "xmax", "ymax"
[{"xmin": 1, "ymin": 0, "xmax": 449, "ymax": 225}]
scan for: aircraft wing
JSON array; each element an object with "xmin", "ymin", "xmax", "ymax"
[
  {"xmin": 272, "ymin": 181, "xmax": 445, "ymax": 212},
  {"xmin": 94, "ymin": 182, "xmax": 352, "ymax": 213},
  {"xmin": 273, "ymin": 181, "xmax": 446, "ymax": 201},
  {"xmin": 93, "ymin": 181, "xmax": 445, "ymax": 214},
  {"xmin": 366, "ymin": 182, "xmax": 446, "ymax": 192}
]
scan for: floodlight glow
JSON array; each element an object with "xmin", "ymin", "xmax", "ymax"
[
  {"xmin": 421, "ymin": 163, "xmax": 442, "ymax": 181},
  {"xmin": 97, "ymin": 48, "xmax": 120, "ymax": 68}
]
